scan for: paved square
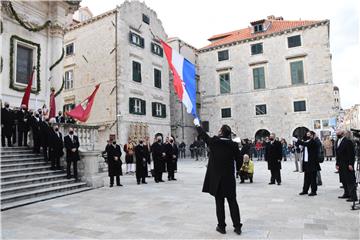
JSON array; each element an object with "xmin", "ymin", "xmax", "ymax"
[{"xmin": 1, "ymin": 159, "xmax": 359, "ymax": 239}]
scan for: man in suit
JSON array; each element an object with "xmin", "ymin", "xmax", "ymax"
[
  {"xmin": 196, "ymin": 123, "xmax": 242, "ymax": 235},
  {"xmin": 29, "ymin": 111, "xmax": 42, "ymax": 153},
  {"xmin": 55, "ymin": 111, "xmax": 65, "ymax": 123},
  {"xmin": 64, "ymin": 128, "xmax": 80, "ymax": 180},
  {"xmin": 49, "ymin": 125, "xmax": 64, "ymax": 170},
  {"xmin": 265, "ymin": 133, "xmax": 283, "ymax": 185},
  {"xmin": 105, "ymin": 139, "xmax": 123, "ymax": 187},
  {"xmin": 1, "ymin": 102, "xmax": 14, "ymax": 147},
  {"xmin": 135, "ymin": 139, "xmax": 150, "ymax": 184},
  {"xmin": 39, "ymin": 117, "xmax": 51, "ymax": 162},
  {"xmin": 17, "ymin": 104, "xmax": 30, "ymax": 146},
  {"xmin": 336, "ymin": 129, "xmax": 357, "ymax": 202},
  {"xmin": 165, "ymin": 137, "xmax": 178, "ymax": 181},
  {"xmin": 295, "ymin": 131, "xmax": 321, "ymax": 196},
  {"xmin": 151, "ymin": 133, "xmax": 166, "ymax": 183}
]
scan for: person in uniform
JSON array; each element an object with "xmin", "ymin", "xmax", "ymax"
[
  {"xmin": 105, "ymin": 139, "xmax": 123, "ymax": 187},
  {"xmin": 196, "ymin": 123, "xmax": 243, "ymax": 235},
  {"xmin": 264, "ymin": 133, "xmax": 283, "ymax": 185},
  {"xmin": 1, "ymin": 102, "xmax": 15, "ymax": 147},
  {"xmin": 165, "ymin": 137, "xmax": 178, "ymax": 181},
  {"xmin": 64, "ymin": 128, "xmax": 80, "ymax": 180},
  {"xmin": 151, "ymin": 133, "xmax": 166, "ymax": 183},
  {"xmin": 135, "ymin": 139, "xmax": 150, "ymax": 184},
  {"xmin": 124, "ymin": 138, "xmax": 135, "ymax": 174}
]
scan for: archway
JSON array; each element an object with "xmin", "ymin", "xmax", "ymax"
[
  {"xmin": 292, "ymin": 126, "xmax": 309, "ymax": 139},
  {"xmin": 254, "ymin": 129, "xmax": 270, "ymax": 141}
]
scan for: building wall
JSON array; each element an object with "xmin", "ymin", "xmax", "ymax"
[
  {"xmin": 1, "ymin": 1, "xmax": 76, "ymax": 110},
  {"xmin": 198, "ymin": 23, "xmax": 336, "ymax": 141}
]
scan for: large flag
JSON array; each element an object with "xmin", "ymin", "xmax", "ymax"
[
  {"xmin": 66, "ymin": 84, "xmax": 100, "ymax": 122},
  {"xmin": 49, "ymin": 88, "xmax": 56, "ymax": 119},
  {"xmin": 160, "ymin": 40, "xmax": 199, "ymax": 124},
  {"xmin": 20, "ymin": 67, "xmax": 35, "ymax": 108}
]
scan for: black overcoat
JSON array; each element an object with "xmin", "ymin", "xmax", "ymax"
[
  {"xmin": 1, "ymin": 108, "xmax": 15, "ymax": 137},
  {"xmin": 64, "ymin": 135, "xmax": 80, "ymax": 162},
  {"xmin": 16, "ymin": 110, "xmax": 30, "ymax": 132},
  {"xmin": 135, "ymin": 144, "xmax": 150, "ymax": 178},
  {"xmin": 106, "ymin": 144, "xmax": 122, "ymax": 177},
  {"xmin": 39, "ymin": 121, "xmax": 51, "ymax": 147},
  {"xmin": 197, "ymin": 126, "xmax": 241, "ymax": 198},
  {"xmin": 165, "ymin": 143, "xmax": 178, "ymax": 172},
  {"xmin": 336, "ymin": 138, "xmax": 356, "ymax": 184},
  {"xmin": 49, "ymin": 130, "xmax": 64, "ymax": 157},
  {"xmin": 265, "ymin": 140, "xmax": 282, "ymax": 170},
  {"xmin": 296, "ymin": 139, "xmax": 321, "ymax": 172},
  {"xmin": 151, "ymin": 142, "xmax": 166, "ymax": 172}
]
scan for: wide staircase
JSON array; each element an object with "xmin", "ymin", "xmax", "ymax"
[{"xmin": 1, "ymin": 146, "xmax": 92, "ymax": 211}]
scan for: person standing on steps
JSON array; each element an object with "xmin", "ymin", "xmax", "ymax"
[
  {"xmin": 196, "ymin": 122, "xmax": 243, "ymax": 235},
  {"xmin": 64, "ymin": 128, "xmax": 80, "ymax": 181}
]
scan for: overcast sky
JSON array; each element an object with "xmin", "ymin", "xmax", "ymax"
[{"xmin": 81, "ymin": 0, "xmax": 359, "ymax": 109}]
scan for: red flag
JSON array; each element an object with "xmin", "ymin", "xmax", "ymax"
[
  {"xmin": 21, "ymin": 67, "xmax": 35, "ymax": 108},
  {"xmin": 66, "ymin": 84, "xmax": 100, "ymax": 122},
  {"xmin": 49, "ymin": 89, "xmax": 56, "ymax": 119}
]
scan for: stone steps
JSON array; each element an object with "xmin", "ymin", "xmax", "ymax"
[
  {"xmin": 1, "ymin": 187, "xmax": 92, "ymax": 211},
  {"xmin": 0, "ymin": 147, "xmax": 92, "ymax": 211}
]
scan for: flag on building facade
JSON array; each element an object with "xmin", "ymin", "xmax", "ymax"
[
  {"xmin": 49, "ymin": 88, "xmax": 56, "ymax": 119},
  {"xmin": 66, "ymin": 84, "xmax": 100, "ymax": 122},
  {"xmin": 20, "ymin": 67, "xmax": 35, "ymax": 108},
  {"xmin": 160, "ymin": 40, "xmax": 199, "ymax": 124}
]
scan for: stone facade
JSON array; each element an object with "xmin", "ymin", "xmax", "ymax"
[
  {"xmin": 62, "ymin": 1, "xmax": 170, "ymax": 149},
  {"xmin": 0, "ymin": 1, "xmax": 79, "ymax": 110},
  {"xmin": 198, "ymin": 17, "xmax": 337, "ymax": 141},
  {"xmin": 167, "ymin": 37, "xmax": 199, "ymax": 146}
]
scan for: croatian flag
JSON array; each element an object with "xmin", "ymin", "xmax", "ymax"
[{"xmin": 160, "ymin": 40, "xmax": 200, "ymax": 124}]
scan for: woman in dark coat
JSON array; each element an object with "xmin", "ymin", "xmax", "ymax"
[
  {"xmin": 106, "ymin": 141, "xmax": 123, "ymax": 187},
  {"xmin": 135, "ymin": 140, "xmax": 150, "ymax": 184},
  {"xmin": 196, "ymin": 124, "xmax": 242, "ymax": 235}
]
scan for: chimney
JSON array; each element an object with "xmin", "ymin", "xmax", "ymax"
[
  {"xmin": 267, "ymin": 15, "xmax": 275, "ymax": 20},
  {"xmin": 275, "ymin": 16, "xmax": 284, "ymax": 20}
]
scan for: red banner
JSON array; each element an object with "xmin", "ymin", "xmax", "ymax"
[{"xmin": 20, "ymin": 67, "xmax": 35, "ymax": 108}]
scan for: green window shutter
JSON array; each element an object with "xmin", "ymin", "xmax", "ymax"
[
  {"xmin": 129, "ymin": 98, "xmax": 135, "ymax": 114},
  {"xmin": 161, "ymin": 104, "xmax": 166, "ymax": 118},
  {"xmin": 140, "ymin": 37, "xmax": 145, "ymax": 48},
  {"xmin": 129, "ymin": 32, "xmax": 133, "ymax": 43},
  {"xmin": 152, "ymin": 102, "xmax": 156, "ymax": 116},
  {"xmin": 132, "ymin": 61, "xmax": 142, "ymax": 82},
  {"xmin": 220, "ymin": 73, "xmax": 230, "ymax": 94},
  {"xmin": 141, "ymin": 100, "xmax": 146, "ymax": 115},
  {"xmin": 290, "ymin": 61, "xmax": 304, "ymax": 84},
  {"xmin": 253, "ymin": 67, "xmax": 265, "ymax": 89},
  {"xmin": 159, "ymin": 47, "xmax": 163, "ymax": 57}
]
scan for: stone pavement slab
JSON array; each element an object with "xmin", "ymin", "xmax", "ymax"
[{"xmin": 1, "ymin": 159, "xmax": 359, "ymax": 239}]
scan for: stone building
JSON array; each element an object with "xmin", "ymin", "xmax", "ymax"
[
  {"xmin": 167, "ymin": 37, "xmax": 199, "ymax": 146},
  {"xmin": 1, "ymin": 0, "xmax": 79, "ymax": 109},
  {"xmin": 198, "ymin": 15, "xmax": 337, "ymax": 141},
  {"xmin": 341, "ymin": 104, "xmax": 360, "ymax": 131},
  {"xmin": 62, "ymin": 1, "xmax": 170, "ymax": 146}
]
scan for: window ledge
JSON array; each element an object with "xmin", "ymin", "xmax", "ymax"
[
  {"xmin": 249, "ymin": 60, "xmax": 268, "ymax": 66},
  {"xmin": 285, "ymin": 53, "xmax": 307, "ymax": 60},
  {"xmin": 216, "ymin": 66, "xmax": 233, "ymax": 72}
]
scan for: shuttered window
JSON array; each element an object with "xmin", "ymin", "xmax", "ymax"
[
  {"xmin": 217, "ymin": 50, "xmax": 229, "ymax": 61},
  {"xmin": 253, "ymin": 67, "xmax": 265, "ymax": 89},
  {"xmin": 152, "ymin": 102, "xmax": 166, "ymax": 118},
  {"xmin": 251, "ymin": 43, "xmax": 263, "ymax": 55},
  {"xmin": 288, "ymin": 35, "xmax": 301, "ymax": 48},
  {"xmin": 219, "ymin": 73, "xmax": 230, "ymax": 94},
  {"xmin": 129, "ymin": 98, "xmax": 146, "ymax": 115},
  {"xmin": 129, "ymin": 32, "xmax": 145, "ymax": 48},
  {"xmin": 154, "ymin": 68, "xmax": 162, "ymax": 88},
  {"xmin": 290, "ymin": 61, "xmax": 304, "ymax": 84},
  {"xmin": 151, "ymin": 43, "xmax": 163, "ymax": 57},
  {"xmin": 132, "ymin": 61, "xmax": 142, "ymax": 82}
]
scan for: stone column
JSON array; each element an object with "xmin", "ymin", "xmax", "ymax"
[{"xmin": 78, "ymin": 150, "xmax": 107, "ymax": 188}]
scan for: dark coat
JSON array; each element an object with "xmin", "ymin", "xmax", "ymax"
[
  {"xmin": 49, "ymin": 130, "xmax": 64, "ymax": 157},
  {"xmin": 106, "ymin": 144, "xmax": 122, "ymax": 177},
  {"xmin": 64, "ymin": 135, "xmax": 80, "ymax": 162},
  {"xmin": 165, "ymin": 143, "xmax": 178, "ymax": 172},
  {"xmin": 1, "ymin": 108, "xmax": 15, "ymax": 137},
  {"xmin": 197, "ymin": 126, "xmax": 241, "ymax": 198},
  {"xmin": 296, "ymin": 139, "xmax": 321, "ymax": 172},
  {"xmin": 151, "ymin": 142, "xmax": 166, "ymax": 172},
  {"xmin": 336, "ymin": 137, "xmax": 356, "ymax": 184},
  {"xmin": 16, "ymin": 110, "xmax": 30, "ymax": 132},
  {"xmin": 39, "ymin": 121, "xmax": 51, "ymax": 147},
  {"xmin": 265, "ymin": 140, "xmax": 282, "ymax": 170},
  {"xmin": 135, "ymin": 144, "xmax": 150, "ymax": 178}
]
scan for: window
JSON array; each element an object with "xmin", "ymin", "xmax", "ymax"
[
  {"xmin": 142, "ymin": 14, "xmax": 150, "ymax": 24},
  {"xmin": 151, "ymin": 43, "xmax": 163, "ymax": 57},
  {"xmin": 255, "ymin": 104, "xmax": 267, "ymax": 115},
  {"xmin": 288, "ymin": 35, "xmax": 301, "ymax": 48},
  {"xmin": 217, "ymin": 50, "xmax": 229, "ymax": 61},
  {"xmin": 129, "ymin": 98, "xmax": 146, "ymax": 115},
  {"xmin": 251, "ymin": 43, "xmax": 263, "ymax": 55},
  {"xmin": 152, "ymin": 102, "xmax": 166, "ymax": 118},
  {"xmin": 154, "ymin": 68, "xmax": 161, "ymax": 88},
  {"xmin": 219, "ymin": 73, "xmax": 230, "ymax": 94},
  {"xmin": 129, "ymin": 32, "xmax": 144, "ymax": 48},
  {"xmin": 254, "ymin": 24, "xmax": 263, "ymax": 33},
  {"xmin": 63, "ymin": 103, "xmax": 75, "ymax": 113},
  {"xmin": 294, "ymin": 100, "xmax": 306, "ymax": 112},
  {"xmin": 132, "ymin": 61, "xmax": 142, "ymax": 82},
  {"xmin": 201, "ymin": 121, "xmax": 209, "ymax": 132},
  {"xmin": 64, "ymin": 70, "xmax": 74, "ymax": 89},
  {"xmin": 16, "ymin": 45, "xmax": 33, "ymax": 85},
  {"xmin": 221, "ymin": 108, "xmax": 231, "ymax": 118},
  {"xmin": 253, "ymin": 67, "xmax": 265, "ymax": 89},
  {"xmin": 290, "ymin": 61, "xmax": 304, "ymax": 84},
  {"xmin": 65, "ymin": 43, "xmax": 74, "ymax": 56}
]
